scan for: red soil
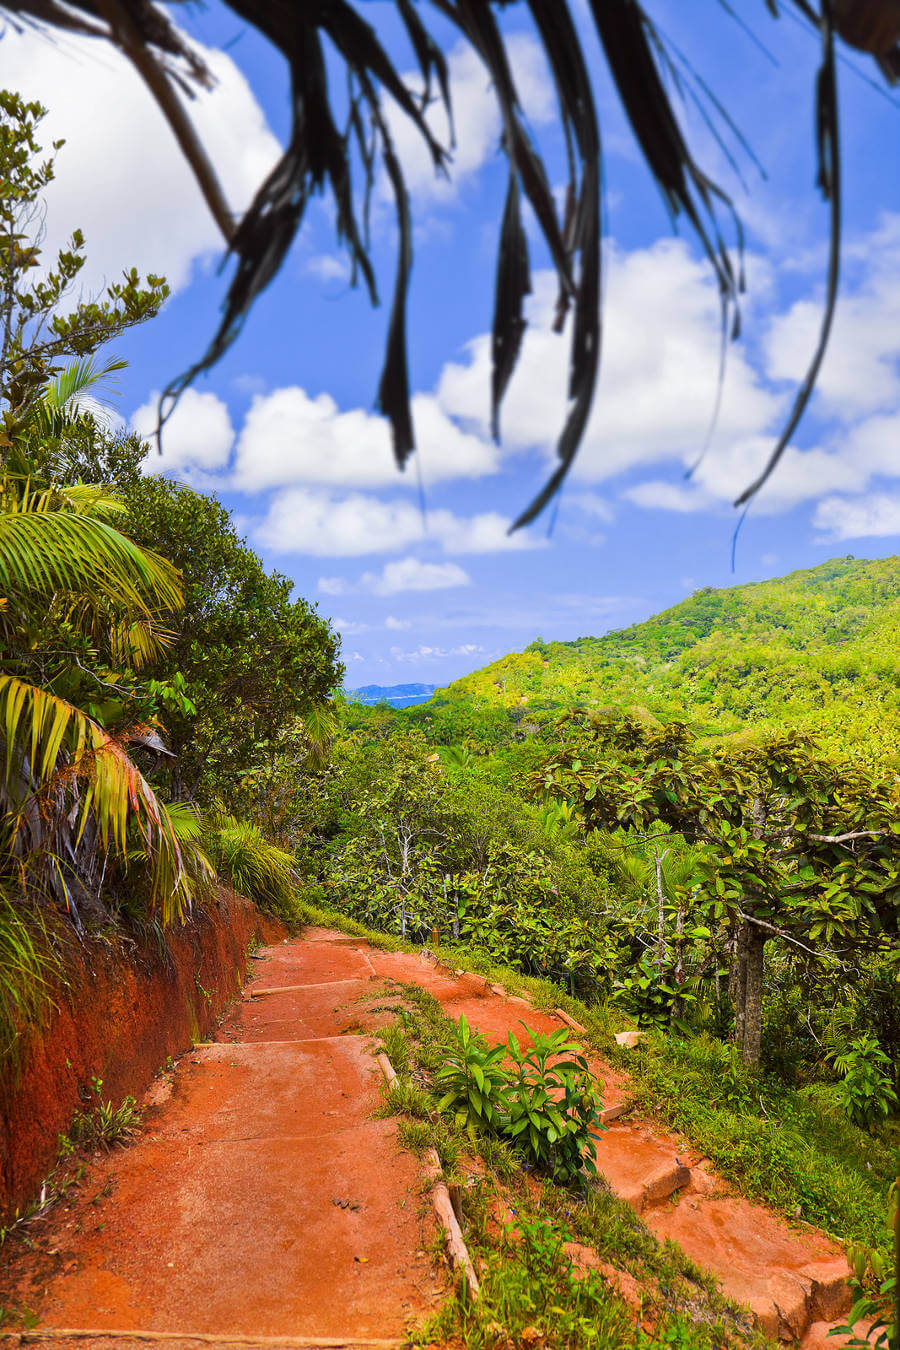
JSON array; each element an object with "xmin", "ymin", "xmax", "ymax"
[
  {"xmin": 0, "ymin": 889, "xmax": 284, "ymax": 1222},
  {"xmin": 1, "ymin": 930, "xmax": 440, "ymax": 1345}
]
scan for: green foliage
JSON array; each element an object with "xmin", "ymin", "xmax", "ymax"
[
  {"xmin": 621, "ymin": 1031, "xmax": 895, "ymax": 1255},
  {"xmin": 207, "ymin": 814, "xmax": 300, "ymax": 923},
  {"xmin": 440, "ymin": 1216, "xmax": 635, "ymax": 1349},
  {"xmin": 415, "ymin": 555, "xmax": 900, "ymax": 771},
  {"xmin": 532, "ymin": 709, "xmax": 900, "ymax": 1065},
  {"xmin": 435, "ymin": 1013, "xmax": 511, "ymax": 1138},
  {"xmin": 613, "ymin": 952, "xmax": 698, "ymax": 1033},
  {"xmin": 58, "ymin": 1076, "xmax": 141, "ymax": 1155},
  {"xmin": 827, "ymin": 1034, "xmax": 898, "ymax": 1131},
  {"xmin": 504, "ymin": 1023, "xmax": 605, "ymax": 1185},
  {"xmin": 435, "ymin": 1015, "xmax": 604, "ymax": 1185},
  {"xmin": 0, "ymin": 92, "xmax": 168, "ymax": 423},
  {"xmin": 115, "ymin": 477, "xmax": 342, "ymax": 804},
  {"xmin": 312, "ymin": 735, "xmax": 615, "ymax": 993},
  {"xmin": 830, "ymin": 1184, "xmax": 898, "ymax": 1350},
  {"xmin": 0, "ymin": 894, "xmax": 57, "ymax": 1060}
]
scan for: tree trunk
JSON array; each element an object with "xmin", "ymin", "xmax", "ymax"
[{"xmin": 731, "ymin": 920, "xmax": 766, "ymax": 1066}]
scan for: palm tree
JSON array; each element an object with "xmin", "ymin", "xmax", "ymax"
[
  {"xmin": 3, "ymin": 1, "xmax": 897, "ymax": 520},
  {"xmin": 0, "ymin": 367, "xmax": 213, "ymax": 927}
]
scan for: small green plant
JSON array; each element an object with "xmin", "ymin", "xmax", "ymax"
[
  {"xmin": 830, "ymin": 1184, "xmax": 897, "ymax": 1348},
  {"xmin": 59, "ymin": 1078, "xmax": 141, "ymax": 1155},
  {"xmin": 435, "ymin": 1015, "xmax": 605, "ymax": 1184},
  {"xmin": 435, "ymin": 1014, "xmax": 511, "ymax": 1139},
  {"xmin": 505, "ymin": 1024, "xmax": 605, "ymax": 1185},
  {"xmin": 827, "ymin": 1034, "xmax": 898, "ymax": 1131}
]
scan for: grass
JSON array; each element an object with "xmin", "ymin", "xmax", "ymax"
[
  {"xmin": 58, "ymin": 1076, "xmax": 141, "ymax": 1156},
  {"xmin": 209, "ymin": 817, "xmax": 302, "ymax": 923},
  {"xmin": 617, "ymin": 1034, "xmax": 896, "ymax": 1255},
  {"xmin": 0, "ymin": 895, "xmax": 60, "ymax": 1066}
]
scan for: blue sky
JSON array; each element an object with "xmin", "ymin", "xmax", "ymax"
[{"xmin": 8, "ymin": 3, "xmax": 900, "ymax": 687}]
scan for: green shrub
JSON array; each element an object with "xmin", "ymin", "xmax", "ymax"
[
  {"xmin": 827, "ymin": 1034, "xmax": 898, "ymax": 1131},
  {"xmin": 435, "ymin": 1015, "xmax": 605, "ymax": 1185}
]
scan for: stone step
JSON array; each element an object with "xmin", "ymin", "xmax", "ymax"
[
  {"xmin": 144, "ymin": 1039, "xmax": 381, "ymax": 1145},
  {"xmin": 647, "ymin": 1197, "xmax": 852, "ymax": 1342}
]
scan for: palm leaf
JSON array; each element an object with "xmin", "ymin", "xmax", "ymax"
[
  {"xmin": 0, "ymin": 674, "xmax": 206, "ymax": 923},
  {"xmin": 0, "ymin": 486, "xmax": 182, "ymax": 615},
  {"xmin": 2, "ymin": 1, "xmax": 891, "ymax": 515}
]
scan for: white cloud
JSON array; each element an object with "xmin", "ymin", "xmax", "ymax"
[
  {"xmin": 133, "ymin": 388, "xmax": 235, "ymax": 476},
  {"xmin": 232, "ymin": 388, "xmax": 496, "ymax": 492},
  {"xmin": 256, "ymin": 488, "xmax": 538, "ymax": 557},
  {"xmin": 304, "ymin": 253, "xmax": 351, "ymax": 284},
  {"xmin": 432, "ymin": 509, "xmax": 540, "ymax": 554},
  {"xmin": 624, "ymin": 481, "xmax": 706, "ymax": 513},
  {"xmin": 387, "ymin": 36, "xmax": 554, "ymax": 203},
  {"xmin": 390, "ymin": 642, "xmax": 485, "ymax": 663},
  {"xmin": 261, "ymin": 491, "xmax": 425, "ymax": 556},
  {"xmin": 623, "ymin": 438, "xmax": 866, "ymax": 517},
  {"xmin": 814, "ymin": 494, "xmax": 900, "ymax": 541},
  {"xmin": 11, "ymin": 28, "xmax": 280, "ymax": 294},
  {"xmin": 565, "ymin": 492, "xmax": 615, "ymax": 523},
  {"xmin": 765, "ymin": 215, "xmax": 900, "ymax": 422},
  {"xmin": 319, "ymin": 558, "xmax": 471, "ymax": 596},
  {"xmin": 332, "ymin": 616, "xmax": 369, "ymax": 635},
  {"xmin": 438, "ymin": 242, "xmax": 781, "ymax": 484},
  {"xmin": 385, "ymin": 615, "xmax": 412, "ymax": 630}
]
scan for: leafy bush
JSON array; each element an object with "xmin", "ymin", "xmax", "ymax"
[
  {"xmin": 322, "ymin": 735, "xmax": 615, "ymax": 995},
  {"xmin": 435, "ymin": 1015, "xmax": 604, "ymax": 1185},
  {"xmin": 827, "ymin": 1034, "xmax": 898, "ymax": 1130},
  {"xmin": 831, "ymin": 1183, "xmax": 897, "ymax": 1349}
]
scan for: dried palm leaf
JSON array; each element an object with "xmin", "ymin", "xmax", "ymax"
[{"xmin": 3, "ymin": 1, "xmax": 895, "ymax": 515}]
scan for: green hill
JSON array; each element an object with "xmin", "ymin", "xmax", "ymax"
[{"xmin": 410, "ymin": 554, "xmax": 900, "ymax": 762}]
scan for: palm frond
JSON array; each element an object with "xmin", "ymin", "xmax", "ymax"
[
  {"xmin": 0, "ymin": 483, "xmax": 182, "ymax": 615},
  {"xmin": 42, "ymin": 355, "xmax": 127, "ymax": 415},
  {"xmin": 2, "ymin": 1, "xmax": 892, "ymax": 515},
  {"xmin": 53, "ymin": 483, "xmax": 128, "ymax": 519},
  {"xmin": 109, "ymin": 616, "xmax": 177, "ymax": 669},
  {"xmin": 0, "ymin": 675, "xmax": 205, "ymax": 923}
]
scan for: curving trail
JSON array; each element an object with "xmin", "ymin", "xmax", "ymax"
[{"xmin": 2, "ymin": 926, "xmax": 875, "ymax": 1348}]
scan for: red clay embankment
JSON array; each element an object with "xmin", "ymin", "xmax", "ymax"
[{"xmin": 0, "ymin": 887, "xmax": 285, "ymax": 1221}]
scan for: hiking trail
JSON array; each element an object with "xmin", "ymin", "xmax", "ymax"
[{"xmin": 2, "ymin": 926, "xmax": 875, "ymax": 1348}]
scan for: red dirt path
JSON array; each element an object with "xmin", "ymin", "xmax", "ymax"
[{"xmin": 2, "ymin": 926, "xmax": 875, "ymax": 1348}]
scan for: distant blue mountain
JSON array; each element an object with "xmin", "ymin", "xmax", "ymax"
[{"xmin": 347, "ymin": 682, "xmax": 436, "ymax": 708}]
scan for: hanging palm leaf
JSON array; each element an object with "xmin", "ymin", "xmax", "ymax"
[{"xmin": 3, "ymin": 1, "xmax": 893, "ymax": 515}]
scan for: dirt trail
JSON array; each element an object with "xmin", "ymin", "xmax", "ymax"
[
  {"xmin": 4, "ymin": 927, "xmax": 872, "ymax": 1348},
  {"xmin": 2, "ymin": 931, "xmax": 443, "ymax": 1349}
]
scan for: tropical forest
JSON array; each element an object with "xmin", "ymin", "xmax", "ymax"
[{"xmin": 1, "ymin": 3, "xmax": 900, "ymax": 1350}]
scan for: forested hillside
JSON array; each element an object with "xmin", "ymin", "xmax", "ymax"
[{"xmin": 404, "ymin": 556, "xmax": 900, "ymax": 762}]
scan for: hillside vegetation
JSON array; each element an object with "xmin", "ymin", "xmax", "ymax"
[{"xmin": 402, "ymin": 556, "xmax": 900, "ymax": 763}]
